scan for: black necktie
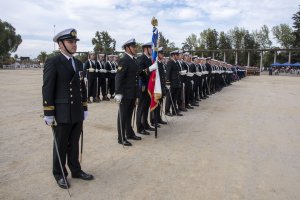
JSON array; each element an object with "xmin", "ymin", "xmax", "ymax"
[{"xmin": 69, "ymin": 58, "xmax": 75, "ymax": 72}]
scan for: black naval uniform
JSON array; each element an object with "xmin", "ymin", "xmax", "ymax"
[
  {"xmin": 106, "ymin": 60, "xmax": 116, "ymax": 98},
  {"xmin": 115, "ymin": 53, "xmax": 139, "ymax": 142},
  {"xmin": 136, "ymin": 54, "xmax": 152, "ymax": 132},
  {"xmin": 181, "ymin": 61, "xmax": 191, "ymax": 108},
  {"xmin": 84, "ymin": 59, "xmax": 97, "ymax": 101},
  {"xmin": 165, "ymin": 58, "xmax": 181, "ymax": 115},
  {"xmin": 96, "ymin": 60, "xmax": 107, "ymax": 100},
  {"xmin": 205, "ymin": 62, "xmax": 212, "ymax": 95},
  {"xmin": 43, "ymin": 52, "xmax": 88, "ymax": 181}
]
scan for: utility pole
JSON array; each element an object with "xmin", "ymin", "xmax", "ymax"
[{"xmin": 53, "ymin": 25, "xmax": 56, "ymax": 51}]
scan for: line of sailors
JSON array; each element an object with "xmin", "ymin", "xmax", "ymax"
[
  {"xmin": 82, "ymin": 39, "xmax": 245, "ymax": 146},
  {"xmin": 83, "ymin": 52, "xmax": 119, "ymax": 103},
  {"xmin": 163, "ymin": 50, "xmax": 239, "ymax": 117}
]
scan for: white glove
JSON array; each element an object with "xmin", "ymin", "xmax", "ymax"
[
  {"xmin": 165, "ymin": 85, "xmax": 170, "ymax": 90},
  {"xmin": 111, "ymin": 69, "xmax": 117, "ymax": 73},
  {"xmin": 88, "ymin": 68, "xmax": 95, "ymax": 72},
  {"xmin": 149, "ymin": 62, "xmax": 158, "ymax": 72},
  {"xmin": 114, "ymin": 94, "xmax": 123, "ymax": 103},
  {"xmin": 44, "ymin": 116, "xmax": 54, "ymax": 126},
  {"xmin": 180, "ymin": 70, "xmax": 187, "ymax": 75},
  {"xmin": 191, "ymin": 80, "xmax": 194, "ymax": 85},
  {"xmin": 84, "ymin": 111, "xmax": 88, "ymax": 120},
  {"xmin": 95, "ymin": 69, "xmax": 99, "ymax": 73},
  {"xmin": 187, "ymin": 72, "xmax": 194, "ymax": 77},
  {"xmin": 196, "ymin": 72, "xmax": 202, "ymax": 76}
]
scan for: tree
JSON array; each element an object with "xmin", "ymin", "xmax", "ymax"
[
  {"xmin": 92, "ymin": 31, "xmax": 116, "ymax": 53},
  {"xmin": 182, "ymin": 33, "xmax": 199, "ymax": 50},
  {"xmin": 0, "ymin": 19, "xmax": 22, "ymax": 57},
  {"xmin": 253, "ymin": 25, "xmax": 272, "ymax": 48},
  {"xmin": 37, "ymin": 51, "xmax": 47, "ymax": 63},
  {"xmin": 228, "ymin": 26, "xmax": 247, "ymax": 49},
  {"xmin": 272, "ymin": 24, "xmax": 295, "ymax": 48},
  {"xmin": 218, "ymin": 31, "xmax": 234, "ymax": 62},
  {"xmin": 243, "ymin": 31, "xmax": 260, "ymax": 66},
  {"xmin": 158, "ymin": 32, "xmax": 177, "ymax": 53},
  {"xmin": 218, "ymin": 31, "xmax": 232, "ymax": 50},
  {"xmin": 292, "ymin": 5, "xmax": 300, "ymax": 47},
  {"xmin": 199, "ymin": 29, "xmax": 218, "ymax": 50}
]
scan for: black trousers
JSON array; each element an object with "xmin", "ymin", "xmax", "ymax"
[
  {"xmin": 52, "ymin": 122, "xmax": 82, "ymax": 181},
  {"xmin": 150, "ymin": 98, "xmax": 164, "ymax": 124},
  {"xmin": 87, "ymin": 73, "xmax": 97, "ymax": 98},
  {"xmin": 117, "ymin": 99, "xmax": 135, "ymax": 141},
  {"xmin": 108, "ymin": 77, "xmax": 115, "ymax": 97},
  {"xmin": 136, "ymin": 90, "xmax": 150, "ymax": 131},
  {"xmin": 97, "ymin": 76, "xmax": 107, "ymax": 98},
  {"xmin": 203, "ymin": 76, "xmax": 209, "ymax": 96},
  {"xmin": 165, "ymin": 86, "xmax": 180, "ymax": 114}
]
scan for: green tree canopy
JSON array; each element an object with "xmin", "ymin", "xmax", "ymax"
[
  {"xmin": 158, "ymin": 32, "xmax": 176, "ymax": 53},
  {"xmin": 200, "ymin": 28, "xmax": 218, "ymax": 50},
  {"xmin": 218, "ymin": 31, "xmax": 232, "ymax": 50},
  {"xmin": 228, "ymin": 26, "xmax": 246, "ymax": 49},
  {"xmin": 182, "ymin": 33, "xmax": 199, "ymax": 51},
  {"xmin": 292, "ymin": 5, "xmax": 300, "ymax": 47},
  {"xmin": 253, "ymin": 25, "xmax": 272, "ymax": 48},
  {"xmin": 272, "ymin": 24, "xmax": 295, "ymax": 48},
  {"xmin": 0, "ymin": 19, "xmax": 22, "ymax": 57},
  {"xmin": 37, "ymin": 51, "xmax": 47, "ymax": 63},
  {"xmin": 92, "ymin": 31, "xmax": 116, "ymax": 53}
]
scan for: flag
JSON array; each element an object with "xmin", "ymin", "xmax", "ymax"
[{"xmin": 148, "ymin": 26, "xmax": 162, "ymax": 112}]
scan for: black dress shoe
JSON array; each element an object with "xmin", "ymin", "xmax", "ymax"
[
  {"xmin": 173, "ymin": 113, "xmax": 183, "ymax": 116},
  {"xmin": 145, "ymin": 126, "xmax": 155, "ymax": 131},
  {"xmin": 118, "ymin": 140, "xmax": 132, "ymax": 146},
  {"xmin": 72, "ymin": 171, "xmax": 94, "ymax": 180},
  {"xmin": 103, "ymin": 96, "xmax": 110, "ymax": 101},
  {"xmin": 127, "ymin": 135, "xmax": 142, "ymax": 140},
  {"xmin": 137, "ymin": 129, "xmax": 150, "ymax": 135},
  {"xmin": 180, "ymin": 108, "xmax": 188, "ymax": 112},
  {"xmin": 192, "ymin": 103, "xmax": 199, "ymax": 107},
  {"xmin": 158, "ymin": 120, "xmax": 167, "ymax": 125},
  {"xmin": 186, "ymin": 105, "xmax": 194, "ymax": 109},
  {"xmin": 151, "ymin": 123, "xmax": 161, "ymax": 128},
  {"xmin": 56, "ymin": 178, "xmax": 70, "ymax": 189},
  {"xmin": 165, "ymin": 112, "xmax": 173, "ymax": 117}
]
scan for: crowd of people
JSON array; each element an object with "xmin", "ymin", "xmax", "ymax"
[
  {"xmin": 42, "ymin": 28, "xmax": 246, "ymax": 190},
  {"xmin": 82, "ymin": 41, "xmax": 247, "ymax": 146}
]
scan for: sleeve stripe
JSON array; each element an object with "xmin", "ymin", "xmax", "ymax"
[{"xmin": 43, "ymin": 106, "xmax": 55, "ymax": 110}]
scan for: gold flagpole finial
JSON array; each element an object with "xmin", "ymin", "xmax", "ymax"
[{"xmin": 151, "ymin": 17, "xmax": 158, "ymax": 27}]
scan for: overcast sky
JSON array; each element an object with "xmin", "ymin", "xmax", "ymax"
[{"xmin": 1, "ymin": 0, "xmax": 298, "ymax": 58}]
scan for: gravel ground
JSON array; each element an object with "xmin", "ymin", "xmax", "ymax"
[{"xmin": 0, "ymin": 69, "xmax": 300, "ymax": 200}]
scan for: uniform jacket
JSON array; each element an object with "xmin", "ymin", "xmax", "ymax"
[
  {"xmin": 166, "ymin": 59, "xmax": 181, "ymax": 88},
  {"xmin": 105, "ymin": 61, "xmax": 116, "ymax": 79},
  {"xmin": 96, "ymin": 60, "xmax": 106, "ymax": 79},
  {"xmin": 84, "ymin": 59, "xmax": 97, "ymax": 78},
  {"xmin": 115, "ymin": 53, "xmax": 139, "ymax": 100},
  {"xmin": 137, "ymin": 54, "xmax": 152, "ymax": 87},
  {"xmin": 158, "ymin": 60, "xmax": 166, "ymax": 96},
  {"xmin": 42, "ymin": 53, "xmax": 88, "ymax": 123}
]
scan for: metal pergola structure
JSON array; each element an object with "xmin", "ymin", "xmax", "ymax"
[{"xmin": 76, "ymin": 48, "xmax": 300, "ymax": 74}]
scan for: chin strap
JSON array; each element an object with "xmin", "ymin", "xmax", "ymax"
[
  {"xmin": 61, "ymin": 40, "xmax": 72, "ymax": 55},
  {"xmin": 127, "ymin": 46, "xmax": 134, "ymax": 56}
]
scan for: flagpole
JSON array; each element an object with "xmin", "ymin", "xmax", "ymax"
[{"xmin": 151, "ymin": 17, "xmax": 159, "ymax": 138}]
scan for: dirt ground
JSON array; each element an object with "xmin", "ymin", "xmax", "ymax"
[{"xmin": 0, "ymin": 69, "xmax": 300, "ymax": 200}]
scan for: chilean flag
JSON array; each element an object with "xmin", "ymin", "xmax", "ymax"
[{"xmin": 148, "ymin": 26, "xmax": 162, "ymax": 112}]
